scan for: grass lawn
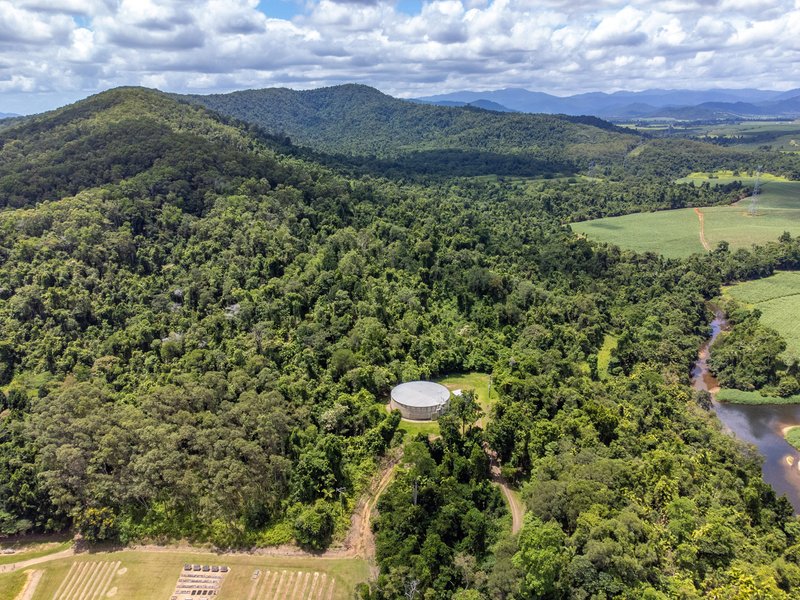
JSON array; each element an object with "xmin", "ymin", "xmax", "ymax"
[
  {"xmin": 597, "ymin": 334, "xmax": 618, "ymax": 379},
  {"xmin": 716, "ymin": 388, "xmax": 800, "ymax": 404},
  {"xmin": 397, "ymin": 419, "xmax": 439, "ymax": 439},
  {"xmin": 0, "ymin": 570, "xmax": 28, "ymax": 600},
  {"xmin": 723, "ymin": 271, "xmax": 800, "ymax": 363},
  {"xmin": 0, "ymin": 540, "xmax": 70, "ymax": 566},
  {"xmin": 437, "ymin": 373, "xmax": 497, "ymax": 413},
  {"xmin": 573, "ymin": 179, "xmax": 800, "ymax": 258},
  {"xmin": 25, "ymin": 550, "xmax": 367, "ymax": 600}
]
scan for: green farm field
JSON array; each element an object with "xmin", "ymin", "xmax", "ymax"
[
  {"xmin": 573, "ymin": 178, "xmax": 800, "ymax": 258},
  {"xmin": 9, "ymin": 549, "xmax": 367, "ymax": 600},
  {"xmin": 693, "ymin": 121, "xmax": 800, "ymax": 152},
  {"xmin": 723, "ymin": 271, "xmax": 800, "ymax": 363}
]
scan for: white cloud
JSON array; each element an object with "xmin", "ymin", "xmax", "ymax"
[{"xmin": 1, "ymin": 0, "xmax": 800, "ymax": 114}]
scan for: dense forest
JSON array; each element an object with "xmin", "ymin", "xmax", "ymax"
[
  {"xmin": 178, "ymin": 85, "xmax": 638, "ymax": 167},
  {"xmin": 3, "ymin": 87, "xmax": 800, "ymax": 598}
]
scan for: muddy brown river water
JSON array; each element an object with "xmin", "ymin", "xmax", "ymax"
[{"xmin": 692, "ymin": 311, "xmax": 800, "ymax": 512}]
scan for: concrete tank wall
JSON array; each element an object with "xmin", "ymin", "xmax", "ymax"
[{"xmin": 390, "ymin": 397, "xmax": 449, "ymax": 420}]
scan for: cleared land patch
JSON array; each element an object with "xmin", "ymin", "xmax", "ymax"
[
  {"xmin": 246, "ymin": 569, "xmax": 335, "ymax": 600},
  {"xmin": 0, "ymin": 542, "xmax": 71, "ymax": 568},
  {"xmin": 597, "ymin": 334, "xmax": 618, "ymax": 379},
  {"xmin": 26, "ymin": 551, "xmax": 365, "ymax": 600},
  {"xmin": 573, "ymin": 179, "xmax": 800, "ymax": 258},
  {"xmin": 51, "ymin": 560, "xmax": 121, "ymax": 600}
]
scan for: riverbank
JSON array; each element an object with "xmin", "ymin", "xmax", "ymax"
[
  {"xmin": 696, "ymin": 303, "xmax": 800, "ymax": 405},
  {"xmin": 717, "ymin": 388, "xmax": 800, "ymax": 405},
  {"xmin": 693, "ymin": 307, "xmax": 800, "ymax": 512},
  {"xmin": 784, "ymin": 426, "xmax": 800, "ymax": 451}
]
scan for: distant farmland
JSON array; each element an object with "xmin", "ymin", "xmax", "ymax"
[{"xmin": 572, "ymin": 177, "xmax": 800, "ymax": 258}]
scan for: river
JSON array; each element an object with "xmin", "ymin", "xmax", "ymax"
[{"xmin": 693, "ymin": 310, "xmax": 800, "ymax": 512}]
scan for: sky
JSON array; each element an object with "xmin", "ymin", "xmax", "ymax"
[{"xmin": 1, "ymin": 0, "xmax": 800, "ymax": 114}]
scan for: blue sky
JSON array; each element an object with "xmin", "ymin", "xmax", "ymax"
[
  {"xmin": 257, "ymin": 0, "xmax": 301, "ymax": 21},
  {"xmin": 256, "ymin": 0, "xmax": 424, "ymax": 20},
  {"xmin": 1, "ymin": 0, "xmax": 799, "ymax": 115}
]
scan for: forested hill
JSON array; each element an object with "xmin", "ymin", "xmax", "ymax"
[
  {"xmin": 177, "ymin": 84, "xmax": 640, "ymax": 166},
  {"xmin": 0, "ymin": 87, "xmax": 276, "ymax": 210}
]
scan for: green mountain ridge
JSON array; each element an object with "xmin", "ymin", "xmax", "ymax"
[{"xmin": 177, "ymin": 84, "xmax": 640, "ymax": 167}]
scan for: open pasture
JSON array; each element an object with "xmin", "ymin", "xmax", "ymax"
[
  {"xmin": 677, "ymin": 169, "xmax": 791, "ymax": 186},
  {"xmin": 723, "ymin": 271, "xmax": 800, "ymax": 363},
  {"xmin": 692, "ymin": 121, "xmax": 800, "ymax": 151},
  {"xmin": 52, "ymin": 560, "xmax": 121, "ymax": 600},
  {"xmin": 573, "ymin": 179, "xmax": 800, "ymax": 258},
  {"xmin": 23, "ymin": 551, "xmax": 366, "ymax": 600}
]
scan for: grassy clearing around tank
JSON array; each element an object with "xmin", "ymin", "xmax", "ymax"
[
  {"xmin": 716, "ymin": 388, "xmax": 800, "ymax": 404},
  {"xmin": 723, "ymin": 271, "xmax": 800, "ymax": 363},
  {"xmin": 437, "ymin": 372, "xmax": 497, "ymax": 413},
  {"xmin": 395, "ymin": 373, "xmax": 497, "ymax": 440},
  {"xmin": 23, "ymin": 550, "xmax": 367, "ymax": 600},
  {"xmin": 573, "ymin": 179, "xmax": 800, "ymax": 258},
  {"xmin": 397, "ymin": 419, "xmax": 439, "ymax": 439}
]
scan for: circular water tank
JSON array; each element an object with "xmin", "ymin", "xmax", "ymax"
[{"xmin": 390, "ymin": 381, "xmax": 450, "ymax": 420}]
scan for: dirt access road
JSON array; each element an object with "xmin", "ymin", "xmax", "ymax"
[
  {"xmin": 131, "ymin": 453, "xmax": 399, "ymax": 566},
  {"xmin": 0, "ymin": 547, "xmax": 75, "ymax": 574},
  {"xmin": 694, "ymin": 207, "xmax": 711, "ymax": 251},
  {"xmin": 490, "ymin": 466, "xmax": 524, "ymax": 534}
]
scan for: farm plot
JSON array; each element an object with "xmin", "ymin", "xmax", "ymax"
[
  {"xmin": 573, "ymin": 179, "xmax": 800, "ymax": 258},
  {"xmin": 51, "ymin": 560, "xmax": 121, "ymax": 600},
  {"xmin": 723, "ymin": 271, "xmax": 800, "ymax": 363},
  {"xmin": 19, "ymin": 550, "xmax": 366, "ymax": 600},
  {"xmin": 246, "ymin": 569, "xmax": 336, "ymax": 600}
]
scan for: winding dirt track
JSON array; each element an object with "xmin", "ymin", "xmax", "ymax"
[
  {"xmin": 694, "ymin": 207, "xmax": 711, "ymax": 251},
  {"xmin": 13, "ymin": 569, "xmax": 43, "ymax": 600},
  {"xmin": 490, "ymin": 466, "xmax": 524, "ymax": 534},
  {"xmin": 0, "ymin": 547, "xmax": 75, "ymax": 574},
  {"xmin": 131, "ymin": 454, "xmax": 399, "ymax": 564}
]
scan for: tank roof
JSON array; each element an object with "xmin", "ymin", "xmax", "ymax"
[{"xmin": 391, "ymin": 381, "xmax": 450, "ymax": 407}]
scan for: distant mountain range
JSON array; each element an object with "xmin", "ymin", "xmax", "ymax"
[
  {"xmin": 415, "ymin": 88, "xmax": 800, "ymax": 120},
  {"xmin": 0, "ymin": 112, "xmax": 19, "ymax": 119}
]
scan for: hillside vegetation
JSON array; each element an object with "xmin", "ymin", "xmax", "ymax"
[
  {"xmin": 181, "ymin": 85, "xmax": 800, "ymax": 181},
  {"xmin": 4, "ymin": 87, "xmax": 800, "ymax": 599},
  {"xmin": 179, "ymin": 84, "xmax": 638, "ymax": 169}
]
